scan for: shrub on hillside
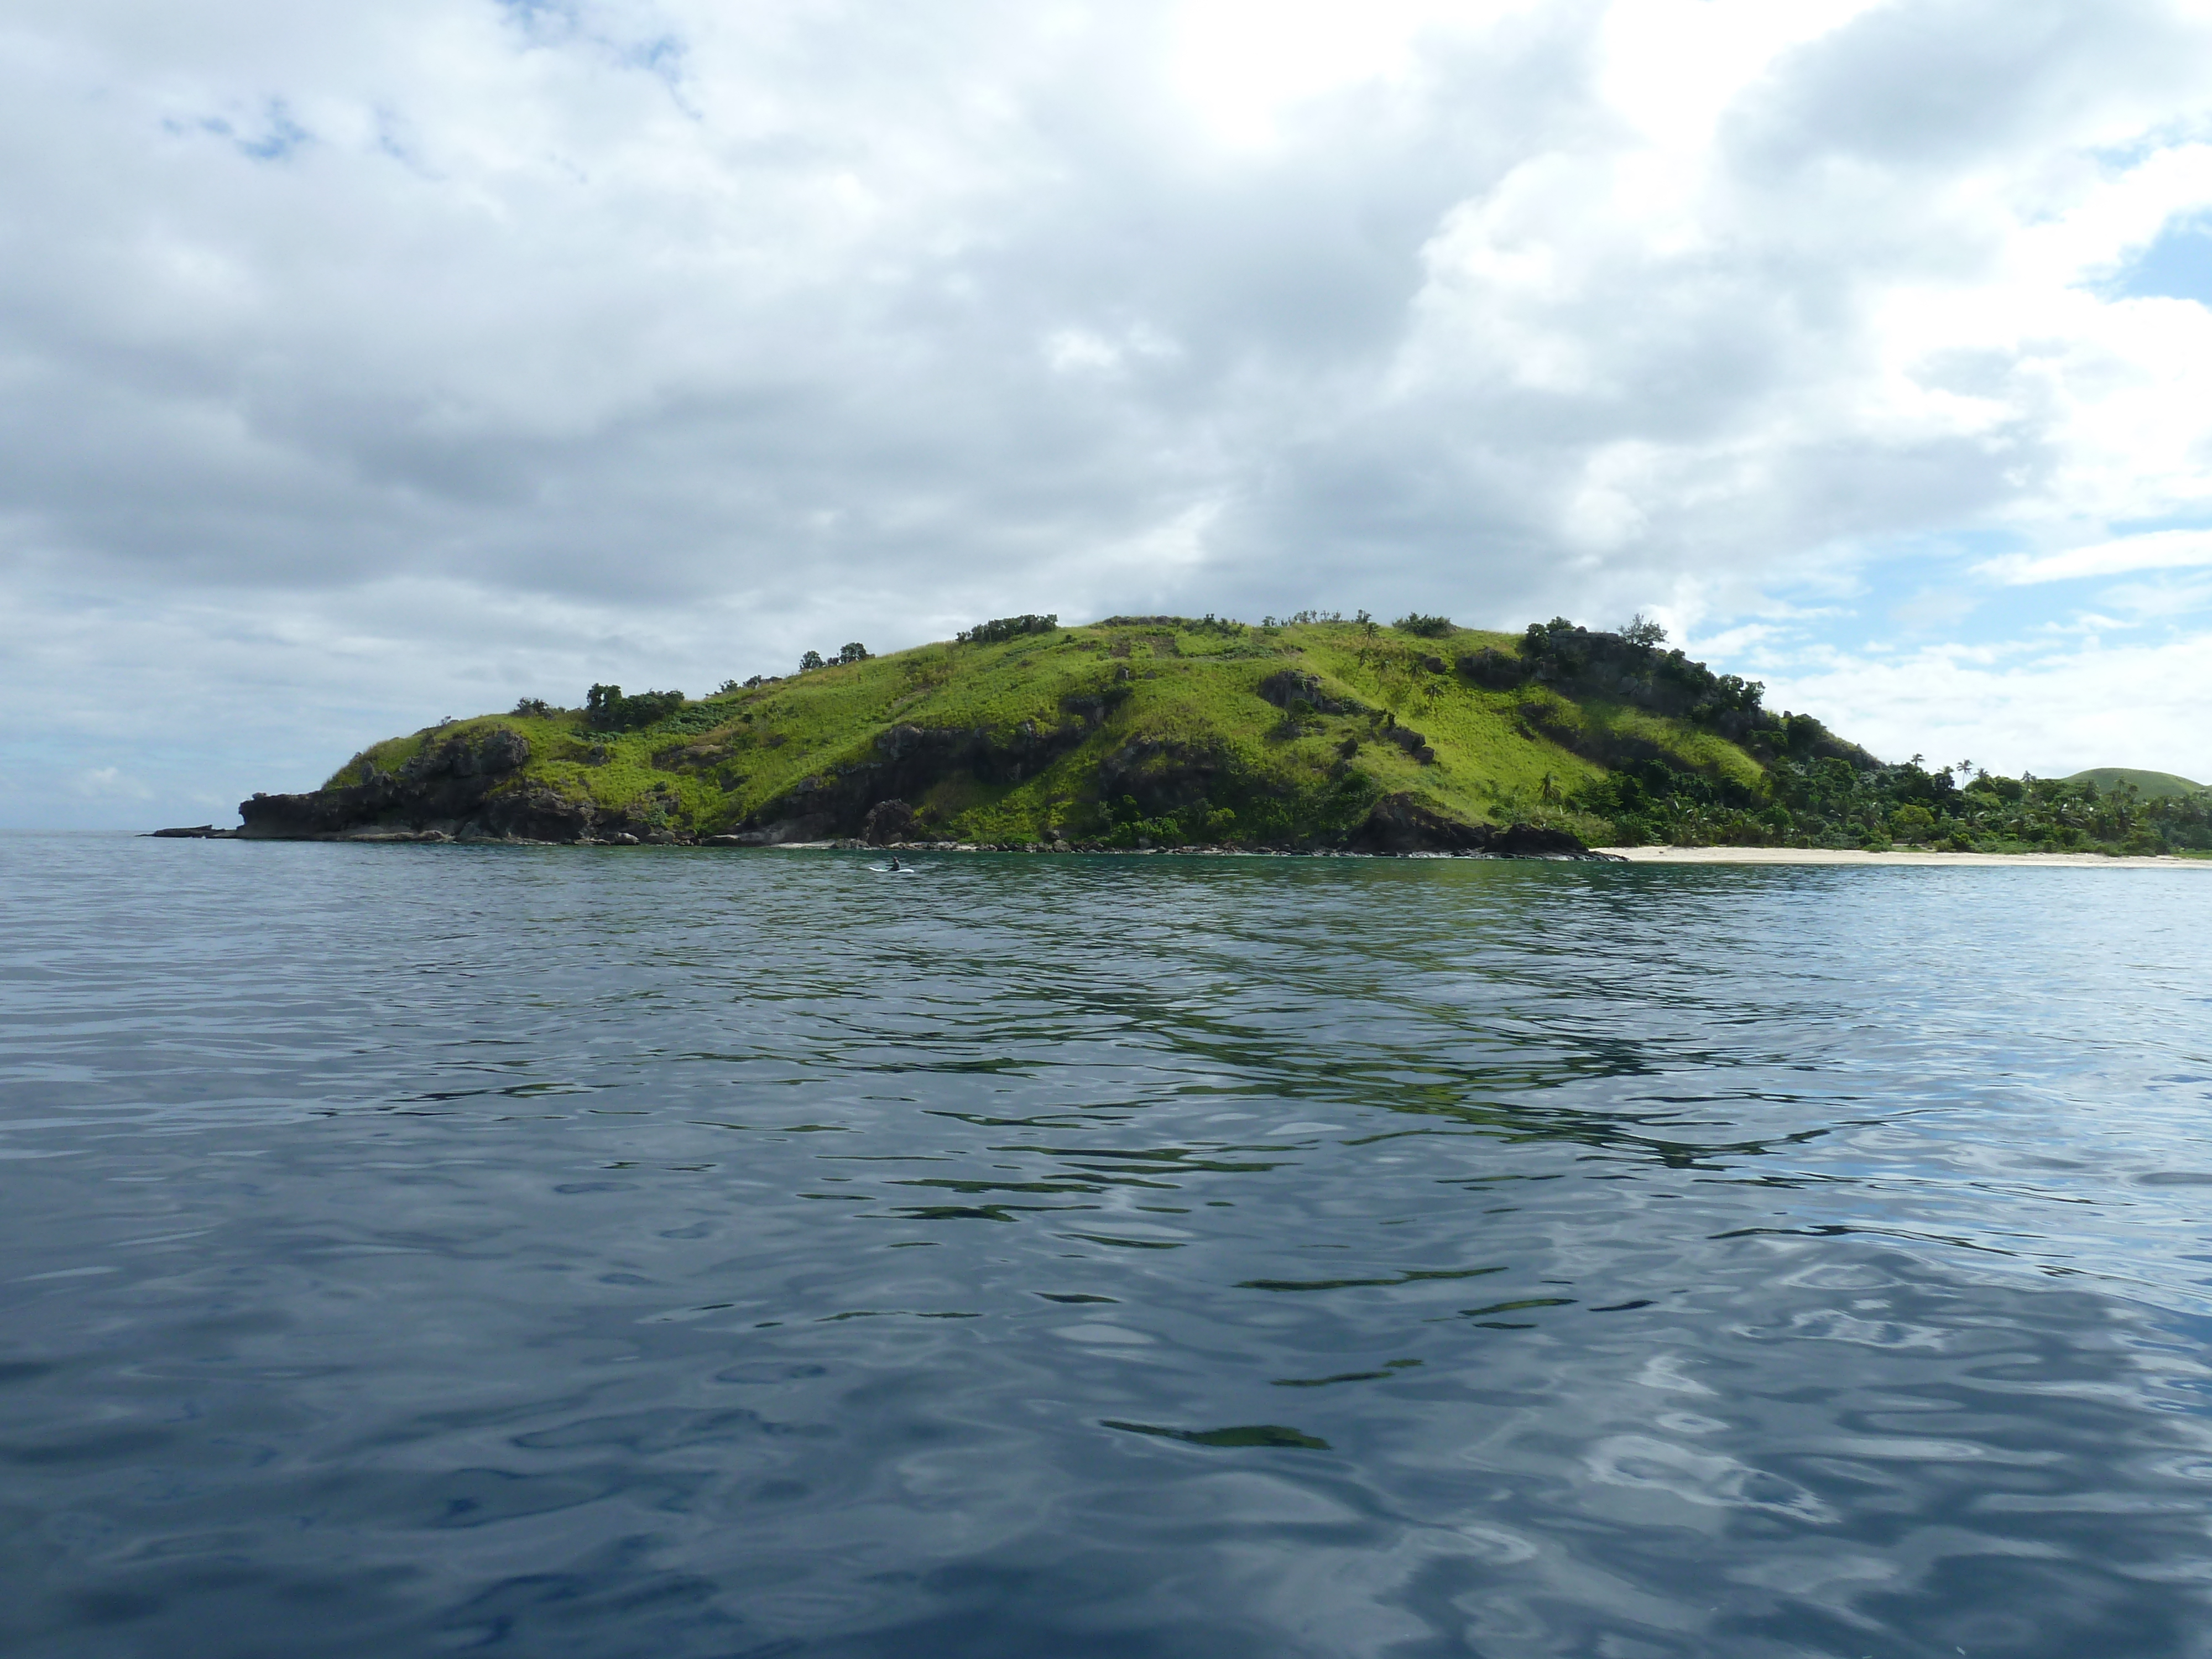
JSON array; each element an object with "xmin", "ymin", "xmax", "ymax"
[
  {"xmin": 1395, "ymin": 613, "xmax": 1454, "ymax": 638},
  {"xmin": 958, "ymin": 614, "xmax": 1058, "ymax": 645},
  {"xmin": 585, "ymin": 684, "xmax": 687, "ymax": 731}
]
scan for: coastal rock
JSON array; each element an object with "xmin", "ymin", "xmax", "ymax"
[
  {"xmin": 1350, "ymin": 793, "xmax": 1491, "ymax": 853},
  {"xmin": 1485, "ymin": 822, "xmax": 1601, "ymax": 858},
  {"xmin": 239, "ymin": 725, "xmax": 588, "ymax": 841},
  {"xmin": 863, "ymin": 799, "xmax": 921, "ymax": 844},
  {"xmin": 1348, "ymin": 792, "xmax": 1603, "ymax": 858},
  {"xmin": 724, "ymin": 813, "xmax": 837, "ymax": 846},
  {"xmin": 148, "ymin": 825, "xmax": 234, "ymax": 838}
]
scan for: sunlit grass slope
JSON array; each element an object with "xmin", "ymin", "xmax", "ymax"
[
  {"xmin": 2058, "ymin": 768, "xmax": 2203, "ymax": 799},
  {"xmin": 322, "ymin": 618, "xmax": 1764, "ymax": 844}
]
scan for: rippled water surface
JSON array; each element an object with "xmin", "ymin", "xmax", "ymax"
[{"xmin": 6, "ymin": 834, "xmax": 2212, "ymax": 1657}]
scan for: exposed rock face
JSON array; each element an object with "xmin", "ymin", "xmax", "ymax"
[
  {"xmin": 1348, "ymin": 792, "xmax": 1604, "ymax": 858},
  {"xmin": 1255, "ymin": 669, "xmax": 1362, "ymax": 716},
  {"xmin": 1350, "ymin": 793, "xmax": 1490, "ymax": 853},
  {"xmin": 1097, "ymin": 735, "xmax": 1227, "ymax": 818},
  {"xmin": 740, "ymin": 719, "xmax": 1093, "ymax": 839},
  {"xmin": 1485, "ymin": 822, "xmax": 1601, "ymax": 857},
  {"xmin": 237, "ymin": 727, "xmax": 585, "ymax": 841},
  {"xmin": 651, "ymin": 739, "xmax": 733, "ymax": 772},
  {"xmin": 863, "ymin": 799, "xmax": 921, "ymax": 844},
  {"xmin": 1383, "ymin": 725, "xmax": 1436, "ymax": 764},
  {"xmin": 397, "ymin": 726, "xmax": 529, "ymax": 780},
  {"xmin": 1458, "ymin": 648, "xmax": 1525, "ymax": 690}
]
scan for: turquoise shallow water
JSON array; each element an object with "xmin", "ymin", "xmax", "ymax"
[{"xmin": 4, "ymin": 834, "xmax": 2212, "ymax": 1657}]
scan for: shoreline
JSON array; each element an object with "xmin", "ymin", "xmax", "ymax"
[
  {"xmin": 142, "ymin": 828, "xmax": 2212, "ymax": 868},
  {"xmin": 1598, "ymin": 845, "xmax": 2211, "ymax": 869}
]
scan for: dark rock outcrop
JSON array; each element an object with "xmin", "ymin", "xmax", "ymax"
[
  {"xmin": 1097, "ymin": 735, "xmax": 1227, "ymax": 818},
  {"xmin": 1458, "ymin": 647, "xmax": 1524, "ymax": 690},
  {"xmin": 651, "ymin": 739, "xmax": 732, "ymax": 772},
  {"xmin": 1383, "ymin": 725, "xmax": 1436, "ymax": 764},
  {"xmin": 148, "ymin": 825, "xmax": 234, "ymax": 838},
  {"xmin": 238, "ymin": 726, "xmax": 584, "ymax": 841},
  {"xmin": 1488, "ymin": 822, "xmax": 1605, "ymax": 857},
  {"xmin": 1348, "ymin": 792, "xmax": 1607, "ymax": 858},
  {"xmin": 739, "ymin": 719, "xmax": 1093, "ymax": 840},
  {"xmin": 1349, "ymin": 793, "xmax": 1491, "ymax": 853},
  {"xmin": 1256, "ymin": 669, "xmax": 1363, "ymax": 716},
  {"xmin": 863, "ymin": 799, "xmax": 921, "ymax": 844},
  {"xmin": 400, "ymin": 726, "xmax": 529, "ymax": 780}
]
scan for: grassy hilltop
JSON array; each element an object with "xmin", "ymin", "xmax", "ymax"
[
  {"xmin": 237, "ymin": 612, "xmax": 2212, "ymax": 855},
  {"xmin": 2058, "ymin": 767, "xmax": 2203, "ymax": 800}
]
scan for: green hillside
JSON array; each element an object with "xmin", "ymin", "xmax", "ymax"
[
  {"xmin": 2058, "ymin": 768, "xmax": 2203, "ymax": 799},
  {"xmin": 234, "ymin": 612, "xmax": 2212, "ymax": 856}
]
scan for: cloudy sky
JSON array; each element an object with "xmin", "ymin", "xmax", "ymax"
[{"xmin": 7, "ymin": 0, "xmax": 2212, "ymax": 827}]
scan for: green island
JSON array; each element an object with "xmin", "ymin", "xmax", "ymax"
[{"xmin": 228, "ymin": 612, "xmax": 2212, "ymax": 857}]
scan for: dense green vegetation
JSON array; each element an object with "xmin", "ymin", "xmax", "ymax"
[
  {"xmin": 583, "ymin": 684, "xmax": 686, "ymax": 731},
  {"xmin": 1583, "ymin": 753, "xmax": 2212, "ymax": 854},
  {"xmin": 299, "ymin": 612, "xmax": 2209, "ymax": 854}
]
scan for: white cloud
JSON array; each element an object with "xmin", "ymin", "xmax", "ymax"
[
  {"xmin": 1976, "ymin": 528, "xmax": 2212, "ymax": 585},
  {"xmin": 7, "ymin": 0, "xmax": 2212, "ymax": 822},
  {"xmin": 1761, "ymin": 631, "xmax": 2212, "ymax": 780},
  {"xmin": 1171, "ymin": 0, "xmax": 1536, "ymax": 148}
]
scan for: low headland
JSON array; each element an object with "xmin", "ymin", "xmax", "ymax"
[{"xmin": 186, "ymin": 612, "xmax": 2212, "ymax": 861}]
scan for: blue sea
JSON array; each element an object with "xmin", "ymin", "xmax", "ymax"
[{"xmin": 4, "ymin": 834, "xmax": 2212, "ymax": 1657}]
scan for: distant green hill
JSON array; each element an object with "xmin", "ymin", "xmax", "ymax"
[
  {"xmin": 236, "ymin": 614, "xmax": 1861, "ymax": 852},
  {"xmin": 228, "ymin": 612, "xmax": 2212, "ymax": 856},
  {"xmin": 2058, "ymin": 768, "xmax": 2203, "ymax": 799}
]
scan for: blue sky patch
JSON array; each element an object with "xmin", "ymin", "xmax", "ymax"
[{"xmin": 2108, "ymin": 215, "xmax": 2212, "ymax": 306}]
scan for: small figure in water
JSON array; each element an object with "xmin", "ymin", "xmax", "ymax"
[{"xmin": 888, "ymin": 855, "xmax": 902, "ymax": 872}]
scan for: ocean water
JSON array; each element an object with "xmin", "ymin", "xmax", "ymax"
[{"xmin": 4, "ymin": 834, "xmax": 2212, "ymax": 1659}]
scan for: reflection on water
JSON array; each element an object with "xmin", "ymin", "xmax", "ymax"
[{"xmin": 3, "ymin": 834, "xmax": 2211, "ymax": 1657}]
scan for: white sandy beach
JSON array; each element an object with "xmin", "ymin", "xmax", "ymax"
[{"xmin": 1599, "ymin": 846, "xmax": 2211, "ymax": 869}]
